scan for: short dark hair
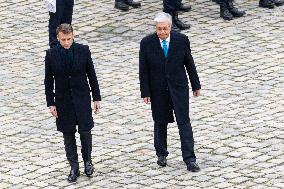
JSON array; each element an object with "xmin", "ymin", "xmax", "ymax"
[{"xmin": 56, "ymin": 23, "xmax": 73, "ymax": 35}]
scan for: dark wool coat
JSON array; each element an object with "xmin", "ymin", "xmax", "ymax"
[
  {"xmin": 139, "ymin": 32, "xmax": 201, "ymax": 125},
  {"xmin": 45, "ymin": 43, "xmax": 101, "ymax": 133}
]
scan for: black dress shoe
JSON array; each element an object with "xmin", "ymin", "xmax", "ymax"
[
  {"xmin": 114, "ymin": 1, "xmax": 129, "ymax": 11},
  {"xmin": 259, "ymin": 0, "xmax": 275, "ymax": 8},
  {"xmin": 271, "ymin": 0, "xmax": 284, "ymax": 6},
  {"xmin": 187, "ymin": 162, "xmax": 200, "ymax": 172},
  {"xmin": 220, "ymin": 4, "xmax": 233, "ymax": 20},
  {"xmin": 157, "ymin": 156, "xmax": 167, "ymax": 167},
  {"xmin": 227, "ymin": 1, "xmax": 245, "ymax": 17},
  {"xmin": 67, "ymin": 169, "xmax": 80, "ymax": 182},
  {"xmin": 179, "ymin": 3, "xmax": 192, "ymax": 12},
  {"xmin": 84, "ymin": 161, "xmax": 94, "ymax": 177},
  {"xmin": 173, "ymin": 12, "xmax": 190, "ymax": 30},
  {"xmin": 125, "ymin": 0, "xmax": 141, "ymax": 8}
]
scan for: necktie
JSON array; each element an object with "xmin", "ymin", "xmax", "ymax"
[{"xmin": 162, "ymin": 40, "xmax": 168, "ymax": 58}]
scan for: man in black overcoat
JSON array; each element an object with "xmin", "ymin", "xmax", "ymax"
[
  {"xmin": 48, "ymin": 0, "xmax": 74, "ymax": 48},
  {"xmin": 44, "ymin": 24, "xmax": 101, "ymax": 182},
  {"xmin": 139, "ymin": 12, "xmax": 201, "ymax": 172}
]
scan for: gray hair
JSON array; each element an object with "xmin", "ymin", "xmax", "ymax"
[{"xmin": 154, "ymin": 12, "xmax": 172, "ymax": 26}]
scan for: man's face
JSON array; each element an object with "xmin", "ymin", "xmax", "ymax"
[
  {"xmin": 57, "ymin": 32, "xmax": 74, "ymax": 49},
  {"xmin": 156, "ymin": 21, "xmax": 171, "ymax": 40}
]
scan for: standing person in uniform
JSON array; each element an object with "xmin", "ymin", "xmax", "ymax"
[
  {"xmin": 48, "ymin": 0, "xmax": 75, "ymax": 48},
  {"xmin": 163, "ymin": 0, "xmax": 191, "ymax": 31},
  {"xmin": 114, "ymin": 0, "xmax": 141, "ymax": 11},
  {"xmin": 139, "ymin": 12, "xmax": 201, "ymax": 172},
  {"xmin": 219, "ymin": 0, "xmax": 245, "ymax": 20},
  {"xmin": 44, "ymin": 24, "xmax": 101, "ymax": 182}
]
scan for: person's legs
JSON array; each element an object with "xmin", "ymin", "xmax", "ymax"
[
  {"xmin": 154, "ymin": 122, "xmax": 169, "ymax": 167},
  {"xmin": 62, "ymin": 0, "xmax": 74, "ymax": 24},
  {"xmin": 176, "ymin": 121, "xmax": 196, "ymax": 164},
  {"xmin": 79, "ymin": 130, "xmax": 94, "ymax": 176},
  {"xmin": 163, "ymin": 0, "xmax": 190, "ymax": 30},
  {"xmin": 154, "ymin": 122, "xmax": 169, "ymax": 157},
  {"xmin": 48, "ymin": 0, "xmax": 65, "ymax": 48},
  {"xmin": 63, "ymin": 132, "xmax": 79, "ymax": 182}
]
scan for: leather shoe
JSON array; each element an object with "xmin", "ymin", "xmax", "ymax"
[
  {"xmin": 173, "ymin": 13, "xmax": 190, "ymax": 30},
  {"xmin": 157, "ymin": 156, "xmax": 167, "ymax": 167},
  {"xmin": 271, "ymin": 0, "xmax": 284, "ymax": 6},
  {"xmin": 125, "ymin": 0, "xmax": 141, "ymax": 8},
  {"xmin": 114, "ymin": 1, "xmax": 129, "ymax": 11},
  {"xmin": 84, "ymin": 161, "xmax": 94, "ymax": 177},
  {"xmin": 259, "ymin": 0, "xmax": 275, "ymax": 8},
  {"xmin": 67, "ymin": 169, "xmax": 80, "ymax": 182},
  {"xmin": 187, "ymin": 162, "xmax": 200, "ymax": 172},
  {"xmin": 227, "ymin": 1, "xmax": 246, "ymax": 17},
  {"xmin": 179, "ymin": 3, "xmax": 192, "ymax": 12}
]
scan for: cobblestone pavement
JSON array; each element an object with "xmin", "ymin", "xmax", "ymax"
[{"xmin": 0, "ymin": 0, "xmax": 283, "ymax": 188}]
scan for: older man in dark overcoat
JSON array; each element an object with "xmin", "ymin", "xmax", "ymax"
[
  {"xmin": 139, "ymin": 12, "xmax": 201, "ymax": 172},
  {"xmin": 45, "ymin": 24, "xmax": 101, "ymax": 182}
]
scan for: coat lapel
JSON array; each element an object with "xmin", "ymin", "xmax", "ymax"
[
  {"xmin": 54, "ymin": 46, "xmax": 68, "ymax": 75},
  {"xmin": 154, "ymin": 34, "xmax": 166, "ymax": 61},
  {"xmin": 167, "ymin": 33, "xmax": 176, "ymax": 60},
  {"xmin": 72, "ymin": 43, "xmax": 79, "ymax": 71}
]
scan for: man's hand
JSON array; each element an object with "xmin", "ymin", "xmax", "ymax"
[
  {"xmin": 93, "ymin": 101, "xmax": 100, "ymax": 113},
  {"xmin": 143, "ymin": 97, "xmax": 151, "ymax": 104},
  {"xmin": 49, "ymin": 106, "xmax": 58, "ymax": 118},
  {"xmin": 193, "ymin": 90, "xmax": 201, "ymax": 97}
]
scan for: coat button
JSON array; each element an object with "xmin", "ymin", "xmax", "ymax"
[
  {"xmin": 70, "ymin": 88, "xmax": 72, "ymax": 91},
  {"xmin": 69, "ymin": 76, "xmax": 71, "ymax": 79}
]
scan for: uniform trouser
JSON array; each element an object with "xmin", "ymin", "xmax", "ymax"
[
  {"xmin": 48, "ymin": 0, "xmax": 74, "ymax": 48},
  {"xmin": 63, "ymin": 130, "xmax": 92, "ymax": 169},
  {"xmin": 163, "ymin": 0, "xmax": 182, "ymax": 13}
]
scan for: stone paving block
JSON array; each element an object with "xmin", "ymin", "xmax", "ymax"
[{"xmin": 0, "ymin": 0, "xmax": 283, "ymax": 188}]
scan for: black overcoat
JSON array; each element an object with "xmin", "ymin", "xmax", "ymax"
[
  {"xmin": 44, "ymin": 43, "xmax": 101, "ymax": 133},
  {"xmin": 139, "ymin": 32, "xmax": 201, "ymax": 125}
]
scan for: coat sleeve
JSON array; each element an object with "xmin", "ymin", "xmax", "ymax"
[
  {"xmin": 184, "ymin": 36, "xmax": 201, "ymax": 91},
  {"xmin": 139, "ymin": 39, "xmax": 151, "ymax": 98},
  {"xmin": 44, "ymin": 50, "xmax": 55, "ymax": 107},
  {"xmin": 86, "ymin": 46, "xmax": 101, "ymax": 101}
]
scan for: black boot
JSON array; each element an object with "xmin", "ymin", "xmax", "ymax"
[
  {"xmin": 227, "ymin": 0, "xmax": 245, "ymax": 17},
  {"xmin": 68, "ymin": 169, "xmax": 80, "ymax": 182},
  {"xmin": 80, "ymin": 131, "xmax": 94, "ymax": 176},
  {"xmin": 259, "ymin": 0, "xmax": 275, "ymax": 8},
  {"xmin": 179, "ymin": 3, "xmax": 192, "ymax": 12},
  {"xmin": 125, "ymin": 0, "xmax": 141, "ymax": 8},
  {"xmin": 271, "ymin": 0, "xmax": 284, "ymax": 6},
  {"xmin": 114, "ymin": 0, "xmax": 129, "ymax": 11},
  {"xmin": 172, "ymin": 12, "xmax": 190, "ymax": 30},
  {"xmin": 63, "ymin": 133, "xmax": 80, "ymax": 182},
  {"xmin": 220, "ymin": 2, "xmax": 233, "ymax": 20}
]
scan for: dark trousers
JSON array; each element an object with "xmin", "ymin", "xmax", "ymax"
[
  {"xmin": 163, "ymin": 0, "xmax": 182, "ymax": 13},
  {"xmin": 154, "ymin": 89, "xmax": 196, "ymax": 164},
  {"xmin": 48, "ymin": 0, "xmax": 74, "ymax": 48},
  {"xmin": 154, "ymin": 121, "xmax": 196, "ymax": 165},
  {"xmin": 63, "ymin": 130, "xmax": 92, "ymax": 169}
]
